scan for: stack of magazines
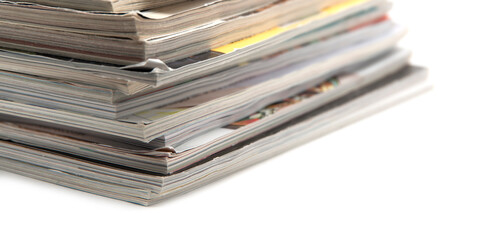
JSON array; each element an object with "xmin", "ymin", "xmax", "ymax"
[{"xmin": 0, "ymin": 0, "xmax": 429, "ymax": 205}]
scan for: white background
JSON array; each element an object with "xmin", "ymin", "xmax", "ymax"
[{"xmin": 2, "ymin": 1, "xmax": 496, "ymax": 239}]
